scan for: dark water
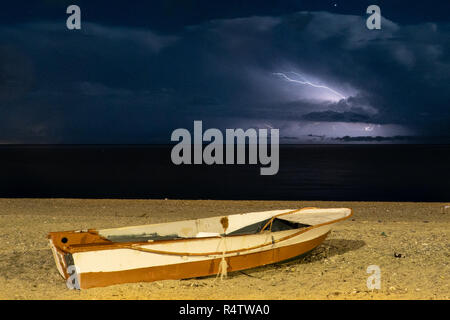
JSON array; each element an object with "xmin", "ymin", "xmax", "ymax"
[{"xmin": 0, "ymin": 144, "xmax": 449, "ymax": 201}]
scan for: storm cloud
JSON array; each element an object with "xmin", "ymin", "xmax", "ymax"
[{"xmin": 0, "ymin": 3, "xmax": 449, "ymax": 143}]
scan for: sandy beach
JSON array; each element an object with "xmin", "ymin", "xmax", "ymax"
[{"xmin": 0, "ymin": 198, "xmax": 448, "ymax": 300}]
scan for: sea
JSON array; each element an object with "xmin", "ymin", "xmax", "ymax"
[{"xmin": 0, "ymin": 144, "xmax": 449, "ymax": 201}]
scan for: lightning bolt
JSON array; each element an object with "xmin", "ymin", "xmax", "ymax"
[{"xmin": 273, "ymin": 72, "xmax": 346, "ymax": 100}]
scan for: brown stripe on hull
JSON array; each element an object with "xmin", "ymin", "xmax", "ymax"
[{"xmin": 79, "ymin": 231, "xmax": 330, "ymax": 289}]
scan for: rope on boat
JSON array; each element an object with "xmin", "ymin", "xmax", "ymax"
[
  {"xmin": 216, "ymin": 218, "xmax": 229, "ymax": 280},
  {"xmin": 218, "ymin": 256, "xmax": 228, "ymax": 280},
  {"xmin": 216, "ymin": 235, "xmax": 228, "ymax": 281}
]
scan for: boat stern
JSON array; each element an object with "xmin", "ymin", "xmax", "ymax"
[
  {"xmin": 48, "ymin": 236, "xmax": 71, "ymax": 280},
  {"xmin": 47, "ymin": 230, "xmax": 111, "ymax": 287}
]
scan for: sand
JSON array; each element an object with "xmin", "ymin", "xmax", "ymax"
[{"xmin": 0, "ymin": 198, "xmax": 448, "ymax": 300}]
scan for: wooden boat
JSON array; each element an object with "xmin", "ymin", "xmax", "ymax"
[{"xmin": 48, "ymin": 207, "xmax": 352, "ymax": 289}]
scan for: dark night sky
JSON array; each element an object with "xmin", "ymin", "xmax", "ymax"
[{"xmin": 1, "ymin": 0, "xmax": 449, "ymax": 143}]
